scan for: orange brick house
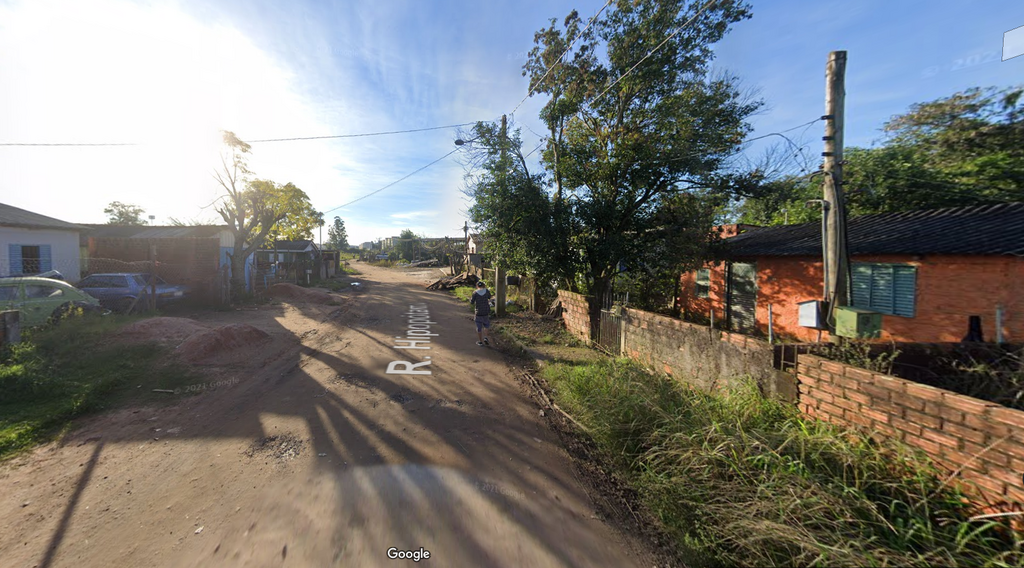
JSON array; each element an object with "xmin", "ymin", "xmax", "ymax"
[{"xmin": 679, "ymin": 203, "xmax": 1024, "ymax": 343}]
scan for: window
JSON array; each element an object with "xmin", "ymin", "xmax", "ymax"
[
  {"xmin": 8, "ymin": 244, "xmax": 52, "ymax": 275},
  {"xmin": 0, "ymin": 285, "xmax": 18, "ymax": 301},
  {"xmin": 695, "ymin": 268, "xmax": 710, "ymax": 298},
  {"xmin": 25, "ymin": 285, "xmax": 62, "ymax": 299},
  {"xmin": 851, "ymin": 263, "xmax": 917, "ymax": 317},
  {"xmin": 21, "ymin": 246, "xmax": 41, "ymax": 274}
]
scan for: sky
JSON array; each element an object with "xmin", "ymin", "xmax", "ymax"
[{"xmin": 1, "ymin": 0, "xmax": 1022, "ymax": 246}]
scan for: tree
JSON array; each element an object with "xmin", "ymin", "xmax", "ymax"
[
  {"xmin": 517, "ymin": 0, "xmax": 760, "ymax": 317},
  {"xmin": 736, "ymin": 85, "xmax": 1024, "ymax": 224},
  {"xmin": 213, "ymin": 131, "xmax": 306, "ymax": 296},
  {"xmin": 261, "ymin": 183, "xmax": 320, "ymax": 243},
  {"xmin": 397, "ymin": 229, "xmax": 420, "ymax": 262},
  {"xmin": 325, "ymin": 217, "xmax": 348, "ymax": 250},
  {"xmin": 461, "ymin": 119, "xmax": 567, "ymax": 285},
  {"xmin": 104, "ymin": 201, "xmax": 147, "ymax": 225}
]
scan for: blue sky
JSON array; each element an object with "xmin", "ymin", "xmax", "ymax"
[{"xmin": 0, "ymin": 0, "xmax": 1021, "ymax": 245}]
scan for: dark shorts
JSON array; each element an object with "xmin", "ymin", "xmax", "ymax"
[{"xmin": 475, "ymin": 315, "xmax": 491, "ymax": 331}]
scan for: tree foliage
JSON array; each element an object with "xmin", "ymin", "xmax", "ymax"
[
  {"xmin": 737, "ymin": 85, "xmax": 1024, "ymax": 225},
  {"xmin": 260, "ymin": 182, "xmax": 320, "ymax": 243},
  {"xmin": 104, "ymin": 201, "xmax": 147, "ymax": 225},
  {"xmin": 325, "ymin": 216, "xmax": 348, "ymax": 250},
  {"xmin": 396, "ymin": 229, "xmax": 420, "ymax": 262},
  {"xmin": 517, "ymin": 0, "xmax": 760, "ymax": 306},
  {"xmin": 213, "ymin": 131, "xmax": 312, "ymax": 295}
]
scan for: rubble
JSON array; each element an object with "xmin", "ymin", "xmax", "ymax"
[{"xmin": 425, "ymin": 272, "xmax": 479, "ymax": 291}]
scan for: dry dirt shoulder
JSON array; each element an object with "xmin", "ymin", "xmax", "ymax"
[{"xmin": 0, "ymin": 266, "xmax": 659, "ymax": 568}]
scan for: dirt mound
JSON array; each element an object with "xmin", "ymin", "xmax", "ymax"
[
  {"xmin": 266, "ymin": 283, "xmax": 337, "ymax": 304},
  {"xmin": 117, "ymin": 317, "xmax": 208, "ymax": 345},
  {"xmin": 176, "ymin": 324, "xmax": 272, "ymax": 363}
]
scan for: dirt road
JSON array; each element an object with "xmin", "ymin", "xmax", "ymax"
[{"xmin": 0, "ymin": 263, "xmax": 653, "ymax": 567}]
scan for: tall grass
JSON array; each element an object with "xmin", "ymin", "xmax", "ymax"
[{"xmin": 542, "ymin": 359, "xmax": 1022, "ymax": 567}]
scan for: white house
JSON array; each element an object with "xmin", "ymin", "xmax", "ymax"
[{"xmin": 1, "ymin": 203, "xmax": 86, "ymax": 281}]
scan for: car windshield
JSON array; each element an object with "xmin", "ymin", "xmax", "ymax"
[{"xmin": 132, "ymin": 275, "xmax": 148, "ymax": 286}]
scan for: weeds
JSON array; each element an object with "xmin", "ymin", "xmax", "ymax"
[
  {"xmin": 541, "ymin": 359, "xmax": 1021, "ymax": 567},
  {"xmin": 812, "ymin": 339, "xmax": 901, "ymax": 375},
  {"xmin": 0, "ymin": 315, "xmax": 193, "ymax": 460}
]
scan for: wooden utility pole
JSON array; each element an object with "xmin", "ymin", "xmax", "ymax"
[
  {"xmin": 495, "ymin": 114, "xmax": 508, "ymax": 316},
  {"xmin": 823, "ymin": 50, "xmax": 849, "ymax": 330}
]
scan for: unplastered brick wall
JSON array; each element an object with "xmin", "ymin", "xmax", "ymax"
[
  {"xmin": 798, "ymin": 354, "xmax": 1024, "ymax": 505},
  {"xmin": 622, "ymin": 308, "xmax": 788, "ymax": 396},
  {"xmin": 557, "ymin": 290, "xmax": 592, "ymax": 342}
]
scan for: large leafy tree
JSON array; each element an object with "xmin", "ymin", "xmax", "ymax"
[
  {"xmin": 325, "ymin": 216, "xmax": 349, "ymax": 250},
  {"xmin": 261, "ymin": 183, "xmax": 320, "ymax": 243},
  {"xmin": 518, "ymin": 0, "xmax": 760, "ymax": 314},
  {"xmin": 462, "ymin": 120, "xmax": 568, "ymax": 285},
  {"xmin": 104, "ymin": 201, "xmax": 147, "ymax": 225},
  {"xmin": 737, "ymin": 85, "xmax": 1024, "ymax": 224},
  {"xmin": 213, "ymin": 131, "xmax": 309, "ymax": 296}
]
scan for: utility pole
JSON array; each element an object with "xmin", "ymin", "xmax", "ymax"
[
  {"xmin": 823, "ymin": 50, "xmax": 849, "ymax": 333},
  {"xmin": 495, "ymin": 114, "xmax": 508, "ymax": 317}
]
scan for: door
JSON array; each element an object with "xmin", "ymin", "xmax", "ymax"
[{"xmin": 727, "ymin": 262, "xmax": 757, "ymax": 333}]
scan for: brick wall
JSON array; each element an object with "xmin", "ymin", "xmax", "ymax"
[
  {"xmin": 680, "ymin": 254, "xmax": 1024, "ymax": 343},
  {"xmin": 622, "ymin": 307, "xmax": 793, "ymax": 397},
  {"xmin": 558, "ymin": 290, "xmax": 592, "ymax": 343},
  {"xmin": 798, "ymin": 354, "xmax": 1024, "ymax": 504}
]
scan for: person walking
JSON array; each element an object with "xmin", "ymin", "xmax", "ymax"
[{"xmin": 471, "ymin": 280, "xmax": 493, "ymax": 346}]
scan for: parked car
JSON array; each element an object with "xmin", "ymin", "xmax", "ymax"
[
  {"xmin": 135, "ymin": 273, "xmax": 189, "ymax": 304},
  {"xmin": 76, "ymin": 273, "xmax": 187, "ymax": 313},
  {"xmin": 0, "ymin": 277, "xmax": 104, "ymax": 327}
]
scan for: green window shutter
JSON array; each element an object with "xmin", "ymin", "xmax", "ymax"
[
  {"xmin": 893, "ymin": 266, "xmax": 917, "ymax": 317},
  {"xmin": 851, "ymin": 262, "xmax": 916, "ymax": 317},
  {"xmin": 870, "ymin": 264, "xmax": 894, "ymax": 314},
  {"xmin": 695, "ymin": 268, "xmax": 710, "ymax": 298},
  {"xmin": 851, "ymin": 264, "xmax": 872, "ymax": 308}
]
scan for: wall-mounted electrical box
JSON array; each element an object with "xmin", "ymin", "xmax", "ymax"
[
  {"xmin": 834, "ymin": 306, "xmax": 882, "ymax": 339},
  {"xmin": 798, "ymin": 300, "xmax": 828, "ymax": 329}
]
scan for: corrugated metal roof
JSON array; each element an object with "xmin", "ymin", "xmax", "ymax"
[
  {"xmin": 725, "ymin": 202, "xmax": 1024, "ymax": 257},
  {"xmin": 0, "ymin": 203, "xmax": 87, "ymax": 231},
  {"xmin": 262, "ymin": 240, "xmax": 316, "ymax": 252}
]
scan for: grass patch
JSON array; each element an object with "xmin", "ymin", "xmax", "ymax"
[
  {"xmin": 452, "ymin": 286, "xmax": 476, "ymax": 303},
  {"xmin": 0, "ymin": 315, "xmax": 195, "ymax": 460},
  {"xmin": 541, "ymin": 359, "xmax": 1021, "ymax": 567}
]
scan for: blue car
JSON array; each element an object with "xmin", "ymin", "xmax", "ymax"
[{"xmin": 76, "ymin": 273, "xmax": 188, "ymax": 313}]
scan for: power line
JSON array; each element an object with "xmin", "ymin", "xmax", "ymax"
[
  {"xmin": 321, "ymin": 148, "xmax": 460, "ymax": 214},
  {"xmin": 508, "ymin": 0, "xmax": 613, "ymax": 118},
  {"xmin": 590, "ymin": 0, "xmax": 720, "ymax": 106},
  {"xmin": 0, "ymin": 141, "xmax": 139, "ymax": 147},
  {"xmin": 0, "ymin": 121, "xmax": 480, "ymax": 147},
  {"xmin": 248, "ymin": 122, "xmax": 479, "ymax": 143}
]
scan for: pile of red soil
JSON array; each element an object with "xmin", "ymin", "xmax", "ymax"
[
  {"xmin": 176, "ymin": 324, "xmax": 271, "ymax": 363},
  {"xmin": 266, "ymin": 283, "xmax": 337, "ymax": 304},
  {"xmin": 116, "ymin": 317, "xmax": 208, "ymax": 346}
]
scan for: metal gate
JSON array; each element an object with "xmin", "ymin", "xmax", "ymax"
[
  {"xmin": 598, "ymin": 308, "xmax": 622, "ymax": 355},
  {"xmin": 595, "ymin": 289, "xmax": 626, "ymax": 355},
  {"xmin": 727, "ymin": 262, "xmax": 757, "ymax": 333}
]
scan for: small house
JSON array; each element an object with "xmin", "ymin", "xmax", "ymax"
[
  {"xmin": 1, "ymin": 202, "xmax": 87, "ymax": 281},
  {"xmin": 257, "ymin": 239, "xmax": 320, "ymax": 265},
  {"xmin": 678, "ymin": 203, "xmax": 1024, "ymax": 343}
]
